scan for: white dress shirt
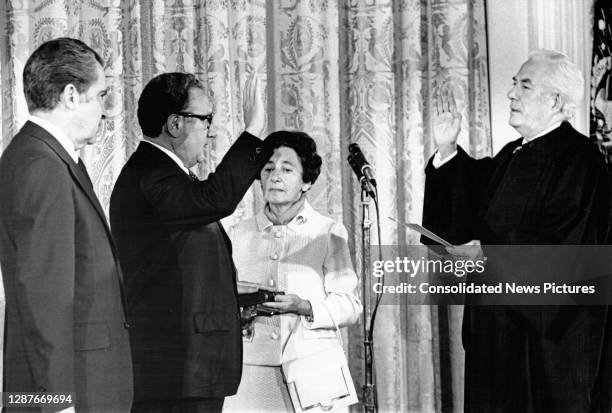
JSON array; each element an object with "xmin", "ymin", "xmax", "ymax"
[
  {"xmin": 142, "ymin": 139, "xmax": 190, "ymax": 175},
  {"xmin": 29, "ymin": 115, "xmax": 78, "ymax": 163}
]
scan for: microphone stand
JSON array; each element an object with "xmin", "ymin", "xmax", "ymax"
[{"xmin": 360, "ymin": 180, "xmax": 377, "ymax": 413}]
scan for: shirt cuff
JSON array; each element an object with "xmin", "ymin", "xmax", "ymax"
[
  {"xmin": 302, "ymin": 299, "xmax": 329, "ymax": 329},
  {"xmin": 432, "ymin": 149, "xmax": 458, "ymax": 168}
]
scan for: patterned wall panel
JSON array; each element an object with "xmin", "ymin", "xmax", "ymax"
[
  {"xmin": 0, "ymin": 0, "xmax": 491, "ymax": 410},
  {"xmin": 272, "ymin": 0, "xmax": 343, "ymax": 221}
]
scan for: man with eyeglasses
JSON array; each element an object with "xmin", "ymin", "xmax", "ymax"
[{"xmin": 109, "ymin": 72, "xmax": 271, "ymax": 412}]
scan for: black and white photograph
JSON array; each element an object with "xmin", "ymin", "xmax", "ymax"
[{"xmin": 0, "ymin": 1, "xmax": 610, "ymax": 412}]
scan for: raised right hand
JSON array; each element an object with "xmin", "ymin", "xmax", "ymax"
[
  {"xmin": 243, "ymin": 71, "xmax": 266, "ymax": 138},
  {"xmin": 432, "ymin": 86, "xmax": 462, "ymax": 157}
]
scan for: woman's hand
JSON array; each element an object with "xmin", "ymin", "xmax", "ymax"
[{"xmin": 262, "ymin": 294, "xmax": 312, "ymax": 316}]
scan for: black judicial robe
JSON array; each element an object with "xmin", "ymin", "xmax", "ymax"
[{"xmin": 422, "ymin": 122, "xmax": 612, "ymax": 412}]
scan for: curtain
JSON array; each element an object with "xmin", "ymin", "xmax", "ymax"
[
  {"xmin": 527, "ymin": 0, "xmax": 593, "ymax": 137},
  {"xmin": 0, "ymin": 1, "xmax": 491, "ymax": 411},
  {"xmin": 340, "ymin": 2, "xmax": 490, "ymax": 411}
]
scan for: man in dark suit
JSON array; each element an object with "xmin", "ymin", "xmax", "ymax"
[
  {"xmin": 0, "ymin": 38, "xmax": 133, "ymax": 412},
  {"xmin": 423, "ymin": 50, "xmax": 612, "ymax": 412},
  {"xmin": 109, "ymin": 72, "xmax": 270, "ymax": 412}
]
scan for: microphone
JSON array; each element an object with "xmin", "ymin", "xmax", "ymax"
[
  {"xmin": 348, "ymin": 143, "xmax": 377, "ymax": 187},
  {"xmin": 347, "ymin": 143, "xmax": 376, "ymax": 198}
]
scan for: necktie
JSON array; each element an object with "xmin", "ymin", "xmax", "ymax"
[
  {"xmin": 77, "ymin": 158, "xmax": 94, "ymax": 187},
  {"xmin": 188, "ymin": 170, "xmax": 199, "ymax": 182}
]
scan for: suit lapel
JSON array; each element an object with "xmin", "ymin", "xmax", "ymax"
[
  {"xmin": 22, "ymin": 122, "xmax": 131, "ymax": 321},
  {"xmin": 138, "ymin": 140, "xmax": 190, "ymax": 176},
  {"xmin": 138, "ymin": 142, "xmax": 239, "ymax": 285},
  {"xmin": 23, "ymin": 122, "xmax": 111, "ymax": 231},
  {"xmin": 71, "ymin": 160, "xmax": 111, "ymax": 232},
  {"xmin": 139, "ymin": 141, "xmax": 235, "ymax": 252},
  {"xmin": 139, "ymin": 143, "xmax": 233, "ymax": 248},
  {"xmin": 216, "ymin": 221, "xmax": 233, "ymax": 254},
  {"xmin": 141, "ymin": 142, "xmax": 237, "ymax": 269}
]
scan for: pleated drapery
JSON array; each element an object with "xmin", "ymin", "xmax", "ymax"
[{"xmin": 0, "ymin": 1, "xmax": 491, "ymax": 411}]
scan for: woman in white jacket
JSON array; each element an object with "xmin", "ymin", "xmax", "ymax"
[{"xmin": 224, "ymin": 131, "xmax": 362, "ymax": 413}]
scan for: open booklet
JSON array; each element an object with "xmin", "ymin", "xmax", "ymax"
[{"xmin": 388, "ymin": 217, "xmax": 455, "ymax": 248}]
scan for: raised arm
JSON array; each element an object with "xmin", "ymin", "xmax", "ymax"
[{"xmin": 423, "ymin": 87, "xmax": 491, "ymax": 245}]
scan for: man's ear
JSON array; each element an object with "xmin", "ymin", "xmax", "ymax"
[
  {"xmin": 61, "ymin": 84, "xmax": 79, "ymax": 110},
  {"xmin": 166, "ymin": 114, "xmax": 182, "ymax": 138},
  {"xmin": 551, "ymin": 93, "xmax": 564, "ymax": 112}
]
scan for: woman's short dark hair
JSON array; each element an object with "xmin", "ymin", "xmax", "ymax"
[
  {"xmin": 23, "ymin": 37, "xmax": 104, "ymax": 112},
  {"xmin": 137, "ymin": 73, "xmax": 204, "ymax": 138},
  {"xmin": 264, "ymin": 131, "xmax": 322, "ymax": 184}
]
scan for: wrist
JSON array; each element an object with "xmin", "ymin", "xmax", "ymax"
[
  {"xmin": 245, "ymin": 125, "xmax": 263, "ymax": 138},
  {"xmin": 300, "ymin": 299, "xmax": 313, "ymax": 319}
]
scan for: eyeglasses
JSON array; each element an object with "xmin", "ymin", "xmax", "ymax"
[{"xmin": 175, "ymin": 112, "xmax": 213, "ymax": 126}]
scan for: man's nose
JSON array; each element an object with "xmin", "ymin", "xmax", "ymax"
[
  {"xmin": 95, "ymin": 116, "xmax": 106, "ymax": 138},
  {"xmin": 507, "ymin": 85, "xmax": 517, "ymax": 100},
  {"xmin": 100, "ymin": 94, "xmax": 112, "ymax": 120},
  {"xmin": 207, "ymin": 122, "xmax": 218, "ymax": 139}
]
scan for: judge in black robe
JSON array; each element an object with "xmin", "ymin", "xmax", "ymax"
[{"xmin": 423, "ymin": 51, "xmax": 612, "ymax": 412}]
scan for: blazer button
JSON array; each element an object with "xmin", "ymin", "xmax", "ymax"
[
  {"xmin": 270, "ymin": 332, "xmax": 280, "ymax": 340},
  {"xmin": 123, "ymin": 322, "xmax": 131, "ymax": 329},
  {"xmin": 271, "ymin": 253, "xmax": 279, "ymax": 260},
  {"xmin": 243, "ymin": 326, "xmax": 253, "ymax": 340},
  {"xmin": 255, "ymin": 147, "xmax": 262, "ymax": 154}
]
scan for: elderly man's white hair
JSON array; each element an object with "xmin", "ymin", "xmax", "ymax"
[{"xmin": 527, "ymin": 49, "xmax": 584, "ymax": 120}]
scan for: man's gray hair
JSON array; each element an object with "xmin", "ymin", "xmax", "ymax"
[{"xmin": 527, "ymin": 49, "xmax": 584, "ymax": 120}]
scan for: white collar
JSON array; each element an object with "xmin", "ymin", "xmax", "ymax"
[
  {"xmin": 142, "ymin": 139, "xmax": 190, "ymax": 175},
  {"xmin": 28, "ymin": 115, "xmax": 79, "ymax": 163},
  {"xmin": 522, "ymin": 122, "xmax": 562, "ymax": 145},
  {"xmin": 255, "ymin": 200, "xmax": 315, "ymax": 231}
]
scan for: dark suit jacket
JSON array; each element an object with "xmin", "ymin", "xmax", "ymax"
[
  {"xmin": 0, "ymin": 121, "xmax": 133, "ymax": 412},
  {"xmin": 109, "ymin": 133, "xmax": 272, "ymax": 401}
]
